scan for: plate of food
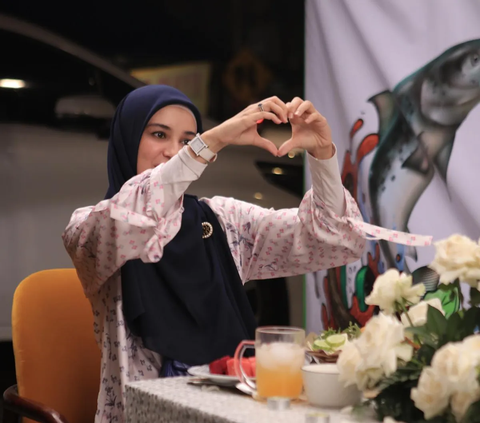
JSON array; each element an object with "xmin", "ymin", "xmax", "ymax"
[
  {"xmin": 306, "ymin": 323, "xmax": 362, "ymax": 363},
  {"xmin": 188, "ymin": 356, "xmax": 256, "ymax": 386}
]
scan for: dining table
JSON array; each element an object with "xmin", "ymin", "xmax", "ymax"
[{"xmin": 125, "ymin": 376, "xmax": 373, "ymax": 423}]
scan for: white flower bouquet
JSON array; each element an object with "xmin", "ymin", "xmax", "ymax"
[{"xmin": 337, "ymin": 234, "xmax": 480, "ymax": 423}]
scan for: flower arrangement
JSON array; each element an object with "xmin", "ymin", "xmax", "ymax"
[{"xmin": 337, "ymin": 234, "xmax": 480, "ymax": 423}]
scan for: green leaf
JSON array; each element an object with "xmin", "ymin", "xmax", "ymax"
[
  {"xmin": 405, "ymin": 325, "xmax": 429, "ymax": 337},
  {"xmin": 425, "ymin": 289, "xmax": 460, "ymax": 318},
  {"xmin": 342, "ymin": 322, "xmax": 362, "ymax": 340},
  {"xmin": 373, "ymin": 379, "xmax": 424, "ymax": 422},
  {"xmin": 470, "ymin": 287, "xmax": 480, "ymax": 307},
  {"xmin": 463, "ymin": 307, "xmax": 480, "ymax": 337},
  {"xmin": 376, "ymin": 362, "xmax": 423, "ymax": 391},
  {"xmin": 425, "ymin": 305, "xmax": 447, "ymax": 337},
  {"xmin": 416, "ymin": 344, "xmax": 436, "ymax": 366},
  {"xmin": 461, "ymin": 398, "xmax": 480, "ymax": 423},
  {"xmin": 438, "ymin": 279, "xmax": 465, "ymax": 306},
  {"xmin": 405, "ymin": 326, "xmax": 438, "ymax": 347},
  {"xmin": 454, "ymin": 279, "xmax": 465, "ymax": 307},
  {"xmin": 438, "ymin": 282, "xmax": 456, "ymax": 292},
  {"xmin": 445, "ymin": 312, "xmax": 464, "ymax": 343}
]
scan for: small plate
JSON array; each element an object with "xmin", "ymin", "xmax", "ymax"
[
  {"xmin": 188, "ymin": 365, "xmax": 240, "ymax": 386},
  {"xmin": 188, "ymin": 365, "xmax": 257, "ymax": 387}
]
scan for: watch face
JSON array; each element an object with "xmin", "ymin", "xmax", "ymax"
[{"xmin": 189, "ymin": 137, "xmax": 204, "ymax": 154}]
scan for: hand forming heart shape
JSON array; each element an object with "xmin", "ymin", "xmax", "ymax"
[{"xmin": 200, "ymin": 96, "xmax": 334, "ymax": 160}]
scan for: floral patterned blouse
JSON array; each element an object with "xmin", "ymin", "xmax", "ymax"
[{"xmin": 62, "ymin": 146, "xmax": 366, "ymax": 423}]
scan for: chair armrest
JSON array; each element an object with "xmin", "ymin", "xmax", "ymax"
[{"xmin": 3, "ymin": 385, "xmax": 69, "ymax": 423}]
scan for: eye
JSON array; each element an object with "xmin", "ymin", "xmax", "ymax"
[
  {"xmin": 182, "ymin": 139, "xmax": 192, "ymax": 145},
  {"xmin": 470, "ymin": 54, "xmax": 480, "ymax": 66},
  {"xmin": 152, "ymin": 131, "xmax": 166, "ymax": 139}
]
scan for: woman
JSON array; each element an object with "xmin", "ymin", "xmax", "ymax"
[{"xmin": 63, "ymin": 85, "xmax": 366, "ymax": 423}]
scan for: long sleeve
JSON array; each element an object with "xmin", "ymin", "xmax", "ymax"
[
  {"xmin": 62, "ymin": 147, "xmax": 207, "ymax": 296},
  {"xmin": 307, "ymin": 147, "xmax": 346, "ymax": 216},
  {"xmin": 204, "ymin": 147, "xmax": 366, "ymax": 282}
]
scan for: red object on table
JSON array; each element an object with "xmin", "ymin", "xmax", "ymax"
[
  {"xmin": 227, "ymin": 358, "xmax": 254, "ymax": 378},
  {"xmin": 209, "ymin": 355, "xmax": 256, "ymax": 377},
  {"xmin": 208, "ymin": 356, "xmax": 230, "ymax": 375},
  {"xmin": 248, "ymin": 357, "xmax": 256, "ymax": 377}
]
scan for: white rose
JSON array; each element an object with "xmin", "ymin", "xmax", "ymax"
[
  {"xmin": 337, "ymin": 313, "xmax": 416, "ymax": 391},
  {"xmin": 461, "ymin": 334, "xmax": 480, "ymax": 365},
  {"xmin": 337, "ymin": 314, "xmax": 413, "ymax": 391},
  {"xmin": 431, "ymin": 343, "xmax": 474, "ymax": 386},
  {"xmin": 356, "ymin": 313, "xmax": 412, "ymax": 376},
  {"xmin": 411, "ymin": 367, "xmax": 451, "ymax": 419},
  {"xmin": 429, "ymin": 234, "xmax": 480, "ymax": 287},
  {"xmin": 451, "ymin": 386, "xmax": 480, "ymax": 422},
  {"xmin": 400, "ymin": 298, "xmax": 444, "ymax": 328},
  {"xmin": 394, "ymin": 343, "xmax": 414, "ymax": 362},
  {"xmin": 398, "ymin": 277, "xmax": 426, "ymax": 305},
  {"xmin": 365, "ymin": 269, "xmax": 401, "ymax": 314},
  {"xmin": 337, "ymin": 340, "xmax": 390, "ymax": 391},
  {"xmin": 366, "ymin": 269, "xmax": 425, "ymax": 314},
  {"xmin": 337, "ymin": 341, "xmax": 362, "ymax": 388},
  {"xmin": 353, "ymin": 363, "xmax": 385, "ymax": 391}
]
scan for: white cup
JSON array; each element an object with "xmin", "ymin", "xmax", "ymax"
[{"xmin": 302, "ymin": 363, "xmax": 361, "ymax": 408}]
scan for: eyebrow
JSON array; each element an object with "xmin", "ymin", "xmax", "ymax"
[{"xmin": 146, "ymin": 123, "xmax": 196, "ymax": 136}]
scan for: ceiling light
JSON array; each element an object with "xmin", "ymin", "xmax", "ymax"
[
  {"xmin": 0, "ymin": 79, "xmax": 26, "ymax": 89},
  {"xmin": 272, "ymin": 167, "xmax": 284, "ymax": 175},
  {"xmin": 254, "ymin": 192, "xmax": 263, "ymax": 200}
]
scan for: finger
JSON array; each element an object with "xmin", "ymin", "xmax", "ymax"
[
  {"xmin": 293, "ymin": 110, "xmax": 315, "ymax": 124},
  {"xmin": 262, "ymin": 96, "xmax": 288, "ymax": 111},
  {"xmin": 255, "ymin": 97, "xmax": 288, "ymax": 122},
  {"xmin": 294, "ymin": 100, "xmax": 314, "ymax": 118},
  {"xmin": 249, "ymin": 111, "xmax": 283, "ymax": 125},
  {"xmin": 277, "ymin": 138, "xmax": 301, "ymax": 157},
  {"xmin": 239, "ymin": 102, "xmax": 264, "ymax": 117},
  {"xmin": 287, "ymin": 97, "xmax": 303, "ymax": 120},
  {"xmin": 304, "ymin": 111, "xmax": 325, "ymax": 125},
  {"xmin": 252, "ymin": 135, "xmax": 279, "ymax": 156},
  {"xmin": 261, "ymin": 101, "xmax": 288, "ymax": 123}
]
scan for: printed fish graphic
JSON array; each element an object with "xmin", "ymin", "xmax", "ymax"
[{"xmin": 368, "ymin": 39, "xmax": 480, "ymax": 272}]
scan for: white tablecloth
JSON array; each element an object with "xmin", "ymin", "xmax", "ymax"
[{"xmin": 125, "ymin": 377, "xmax": 368, "ymax": 423}]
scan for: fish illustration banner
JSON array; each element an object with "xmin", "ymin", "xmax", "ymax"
[{"xmin": 304, "ymin": 0, "xmax": 480, "ymax": 332}]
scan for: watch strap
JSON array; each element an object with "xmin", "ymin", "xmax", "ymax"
[{"xmin": 188, "ymin": 134, "xmax": 217, "ymax": 163}]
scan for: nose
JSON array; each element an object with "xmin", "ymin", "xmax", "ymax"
[{"xmin": 162, "ymin": 139, "xmax": 180, "ymax": 160}]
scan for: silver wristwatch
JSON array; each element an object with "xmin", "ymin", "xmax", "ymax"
[{"xmin": 187, "ymin": 133, "xmax": 217, "ymax": 163}]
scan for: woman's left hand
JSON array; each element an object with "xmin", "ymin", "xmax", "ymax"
[{"xmin": 277, "ymin": 97, "xmax": 334, "ymax": 160}]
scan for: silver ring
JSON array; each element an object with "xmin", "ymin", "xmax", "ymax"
[{"xmin": 258, "ymin": 103, "xmax": 264, "ymax": 112}]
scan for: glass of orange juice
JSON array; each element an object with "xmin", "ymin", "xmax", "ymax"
[{"xmin": 234, "ymin": 326, "xmax": 305, "ymax": 399}]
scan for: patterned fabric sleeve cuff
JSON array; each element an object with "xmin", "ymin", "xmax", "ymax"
[
  {"xmin": 177, "ymin": 146, "xmax": 208, "ymax": 177},
  {"xmin": 307, "ymin": 144, "xmax": 346, "ymax": 216}
]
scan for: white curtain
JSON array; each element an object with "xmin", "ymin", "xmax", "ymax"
[{"xmin": 304, "ymin": 0, "xmax": 480, "ymax": 332}]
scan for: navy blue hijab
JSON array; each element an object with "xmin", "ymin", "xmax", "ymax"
[{"xmin": 105, "ymin": 85, "xmax": 257, "ymax": 367}]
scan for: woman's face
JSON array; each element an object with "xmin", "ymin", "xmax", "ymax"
[{"xmin": 137, "ymin": 105, "xmax": 197, "ymax": 174}]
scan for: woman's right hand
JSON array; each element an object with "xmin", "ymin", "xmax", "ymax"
[{"xmin": 200, "ymin": 97, "xmax": 289, "ymax": 157}]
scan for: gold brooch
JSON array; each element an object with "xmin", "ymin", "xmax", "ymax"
[{"xmin": 202, "ymin": 222, "xmax": 213, "ymax": 239}]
